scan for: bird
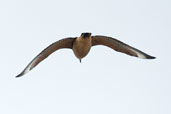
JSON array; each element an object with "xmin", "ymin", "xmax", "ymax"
[{"xmin": 16, "ymin": 32, "xmax": 155, "ymax": 77}]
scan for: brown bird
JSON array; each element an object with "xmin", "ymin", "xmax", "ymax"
[{"xmin": 16, "ymin": 32, "xmax": 155, "ymax": 77}]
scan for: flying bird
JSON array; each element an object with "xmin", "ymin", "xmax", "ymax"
[{"xmin": 16, "ymin": 32, "xmax": 155, "ymax": 77}]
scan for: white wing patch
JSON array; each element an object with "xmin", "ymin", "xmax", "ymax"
[
  {"xmin": 16, "ymin": 58, "xmax": 37, "ymax": 77},
  {"xmin": 23, "ymin": 59, "xmax": 37, "ymax": 74},
  {"xmin": 129, "ymin": 48, "xmax": 146, "ymax": 59}
]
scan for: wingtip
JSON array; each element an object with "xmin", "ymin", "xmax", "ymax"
[
  {"xmin": 146, "ymin": 55, "xmax": 156, "ymax": 59},
  {"xmin": 15, "ymin": 72, "xmax": 24, "ymax": 78}
]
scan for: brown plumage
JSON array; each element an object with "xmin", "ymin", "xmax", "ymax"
[{"xmin": 16, "ymin": 32, "xmax": 155, "ymax": 77}]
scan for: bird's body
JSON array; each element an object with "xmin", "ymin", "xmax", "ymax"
[
  {"xmin": 16, "ymin": 32, "xmax": 155, "ymax": 77},
  {"xmin": 73, "ymin": 34, "xmax": 92, "ymax": 59}
]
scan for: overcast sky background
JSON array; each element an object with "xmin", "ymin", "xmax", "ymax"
[{"xmin": 0, "ymin": 0, "xmax": 171, "ymax": 114}]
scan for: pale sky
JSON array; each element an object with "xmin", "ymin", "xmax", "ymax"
[{"xmin": 0, "ymin": 0, "xmax": 171, "ymax": 114}]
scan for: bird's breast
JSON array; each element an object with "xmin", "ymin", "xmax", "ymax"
[{"xmin": 72, "ymin": 37, "xmax": 92, "ymax": 59}]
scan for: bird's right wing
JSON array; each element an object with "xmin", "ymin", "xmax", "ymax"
[
  {"xmin": 91, "ymin": 35, "xmax": 155, "ymax": 59},
  {"xmin": 16, "ymin": 37, "xmax": 76, "ymax": 77}
]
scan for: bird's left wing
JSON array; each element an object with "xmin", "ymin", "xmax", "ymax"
[
  {"xmin": 91, "ymin": 35, "xmax": 155, "ymax": 59},
  {"xmin": 16, "ymin": 37, "xmax": 76, "ymax": 77}
]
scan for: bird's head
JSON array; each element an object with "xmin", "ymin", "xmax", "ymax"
[{"xmin": 81, "ymin": 32, "xmax": 92, "ymax": 38}]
